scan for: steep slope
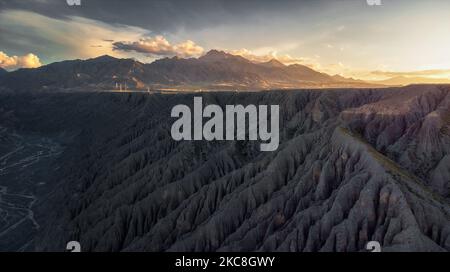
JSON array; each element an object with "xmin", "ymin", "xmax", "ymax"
[
  {"xmin": 342, "ymin": 85, "xmax": 450, "ymax": 197},
  {"xmin": 0, "ymin": 86, "xmax": 446, "ymax": 252}
]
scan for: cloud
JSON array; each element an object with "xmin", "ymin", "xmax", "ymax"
[
  {"xmin": 112, "ymin": 36, "xmax": 204, "ymax": 58},
  {"xmin": 173, "ymin": 40, "xmax": 205, "ymax": 58},
  {"xmin": 227, "ymin": 48, "xmax": 321, "ymax": 67},
  {"xmin": 0, "ymin": 10, "xmax": 150, "ymax": 63},
  {"xmin": 0, "ymin": 51, "xmax": 42, "ymax": 70},
  {"xmin": 0, "ymin": 0, "xmax": 311, "ymax": 34}
]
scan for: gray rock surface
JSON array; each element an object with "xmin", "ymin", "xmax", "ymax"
[{"xmin": 0, "ymin": 85, "xmax": 449, "ymax": 252}]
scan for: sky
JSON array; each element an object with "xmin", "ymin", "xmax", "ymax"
[{"xmin": 1, "ymin": 0, "xmax": 450, "ymax": 81}]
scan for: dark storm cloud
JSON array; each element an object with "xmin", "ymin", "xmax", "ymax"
[{"xmin": 0, "ymin": 0, "xmax": 319, "ymax": 33}]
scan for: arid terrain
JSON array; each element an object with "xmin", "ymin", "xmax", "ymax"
[{"xmin": 0, "ymin": 85, "xmax": 449, "ymax": 252}]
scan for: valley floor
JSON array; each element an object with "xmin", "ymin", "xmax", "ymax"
[{"xmin": 0, "ymin": 127, "xmax": 63, "ymax": 251}]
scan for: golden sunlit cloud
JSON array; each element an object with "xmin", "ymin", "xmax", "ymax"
[
  {"xmin": 0, "ymin": 51, "xmax": 42, "ymax": 70},
  {"xmin": 227, "ymin": 48, "xmax": 319, "ymax": 66},
  {"xmin": 113, "ymin": 36, "xmax": 204, "ymax": 58}
]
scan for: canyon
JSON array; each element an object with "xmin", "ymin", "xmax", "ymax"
[{"xmin": 0, "ymin": 84, "xmax": 449, "ymax": 251}]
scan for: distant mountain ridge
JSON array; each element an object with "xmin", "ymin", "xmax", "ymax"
[
  {"xmin": 372, "ymin": 76, "xmax": 450, "ymax": 86},
  {"xmin": 0, "ymin": 50, "xmax": 380, "ymax": 92}
]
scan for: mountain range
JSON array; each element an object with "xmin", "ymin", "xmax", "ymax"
[{"xmin": 0, "ymin": 50, "xmax": 379, "ymax": 92}]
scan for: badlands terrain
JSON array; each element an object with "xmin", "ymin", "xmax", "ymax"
[{"xmin": 0, "ymin": 84, "xmax": 449, "ymax": 251}]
